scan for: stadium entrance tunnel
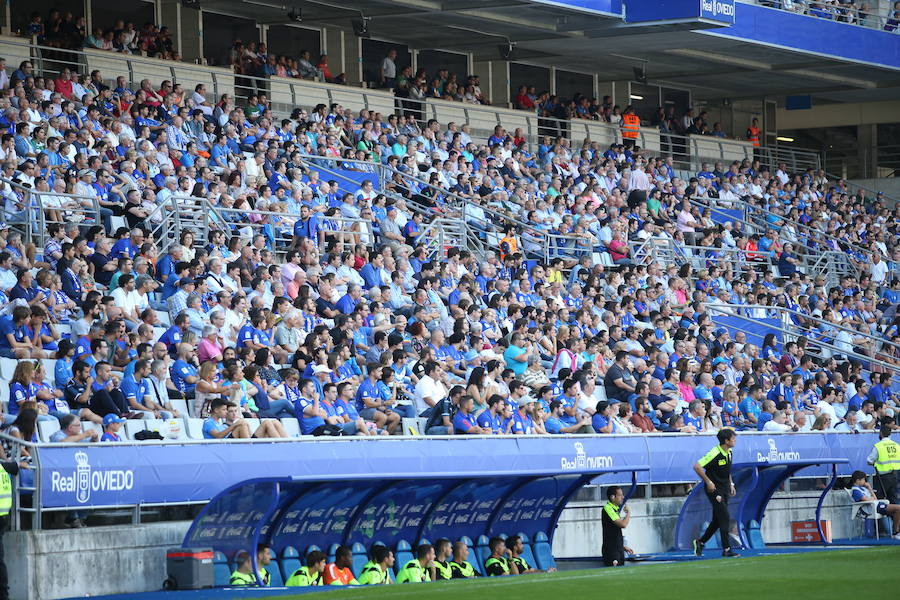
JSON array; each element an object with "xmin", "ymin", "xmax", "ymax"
[
  {"xmin": 673, "ymin": 459, "xmax": 849, "ymax": 551},
  {"xmin": 183, "ymin": 466, "xmax": 649, "ymax": 585}
]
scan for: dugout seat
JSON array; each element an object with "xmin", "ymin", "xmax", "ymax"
[
  {"xmin": 533, "ymin": 531, "xmax": 556, "ymax": 571},
  {"xmin": 280, "ymin": 546, "xmax": 301, "ymax": 582},
  {"xmin": 350, "ymin": 542, "xmax": 368, "ymax": 577},
  {"xmin": 267, "ymin": 549, "xmax": 284, "ymax": 586},
  {"xmin": 747, "ymin": 520, "xmax": 764, "ymax": 548},
  {"xmin": 327, "ymin": 542, "xmax": 340, "ymax": 564},
  {"xmin": 394, "ymin": 540, "xmax": 413, "ymax": 575},
  {"xmin": 213, "ymin": 551, "xmax": 231, "ymax": 586},
  {"xmin": 474, "ymin": 535, "xmax": 491, "ymax": 574}
]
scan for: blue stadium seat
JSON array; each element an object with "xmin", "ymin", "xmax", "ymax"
[
  {"xmin": 747, "ymin": 520, "xmax": 764, "ymax": 549},
  {"xmin": 474, "ymin": 535, "xmax": 491, "ymax": 575},
  {"xmin": 327, "ymin": 543, "xmax": 340, "ymax": 565},
  {"xmin": 459, "ymin": 535, "xmax": 473, "ymax": 550},
  {"xmin": 516, "ymin": 532, "xmax": 538, "ymax": 570},
  {"xmin": 394, "ymin": 540, "xmax": 413, "ymax": 575},
  {"xmin": 213, "ymin": 551, "xmax": 231, "ymax": 586},
  {"xmin": 532, "ymin": 532, "xmax": 556, "ymax": 571},
  {"xmin": 498, "ymin": 533, "xmax": 507, "ymax": 540},
  {"xmin": 266, "ymin": 549, "xmax": 284, "ymax": 587},
  {"xmin": 280, "ymin": 546, "xmax": 301, "ymax": 583},
  {"xmin": 351, "ymin": 542, "xmax": 368, "ymax": 577},
  {"xmin": 416, "ymin": 538, "xmax": 430, "ymax": 548},
  {"xmin": 701, "ymin": 523, "xmax": 721, "ymax": 549}
]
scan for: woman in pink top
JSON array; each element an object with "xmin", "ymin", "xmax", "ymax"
[
  {"xmin": 677, "ymin": 370, "xmax": 696, "ymax": 405},
  {"xmin": 197, "ymin": 325, "xmax": 223, "ymax": 364}
]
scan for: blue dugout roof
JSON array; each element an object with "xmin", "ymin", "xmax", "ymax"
[{"xmin": 183, "ymin": 466, "xmax": 648, "ymax": 584}]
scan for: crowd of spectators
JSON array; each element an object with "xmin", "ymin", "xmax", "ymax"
[
  {"xmin": 22, "ymin": 10, "xmax": 177, "ymax": 61},
  {"xmin": 0, "ymin": 50, "xmax": 896, "ymax": 464},
  {"xmin": 759, "ymin": 0, "xmax": 899, "ymax": 30}
]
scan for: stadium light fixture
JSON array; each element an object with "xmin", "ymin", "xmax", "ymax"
[
  {"xmin": 629, "ymin": 94, "xmax": 644, "ymax": 100},
  {"xmin": 776, "ymin": 136, "xmax": 794, "ymax": 142}
]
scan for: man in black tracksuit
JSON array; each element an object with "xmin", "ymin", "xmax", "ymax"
[{"xmin": 692, "ymin": 428, "xmax": 739, "ymax": 558}]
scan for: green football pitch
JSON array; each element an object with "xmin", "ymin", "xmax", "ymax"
[{"xmin": 269, "ymin": 546, "xmax": 899, "ymax": 600}]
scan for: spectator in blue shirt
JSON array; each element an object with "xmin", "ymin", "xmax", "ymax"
[
  {"xmin": 681, "ymin": 400, "xmax": 705, "ymax": 432},
  {"xmin": 453, "ymin": 395, "xmax": 487, "ymax": 435},
  {"xmin": 336, "ymin": 284, "xmax": 362, "ymax": 315},
  {"xmin": 545, "ymin": 400, "xmax": 591, "ymax": 434},
  {"xmin": 157, "ymin": 313, "xmax": 188, "ymax": 354},
  {"xmin": 203, "ymin": 397, "xmax": 252, "ymax": 439},
  {"xmin": 739, "ymin": 385, "xmax": 764, "ymax": 426},
  {"xmin": 592, "ymin": 400, "xmax": 615, "ymax": 433},
  {"xmin": 294, "ymin": 377, "xmax": 330, "ymax": 436},
  {"xmin": 359, "ymin": 251, "xmax": 385, "ymax": 290},
  {"xmin": 476, "ymin": 395, "xmax": 506, "ymax": 434}
]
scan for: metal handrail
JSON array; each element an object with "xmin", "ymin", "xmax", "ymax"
[
  {"xmin": 687, "ymin": 195, "xmax": 875, "ymax": 260},
  {"xmin": 0, "ymin": 176, "xmax": 103, "ymax": 248},
  {"xmin": 709, "ymin": 304, "xmax": 900, "ymax": 376},
  {"xmin": 292, "ymin": 153, "xmax": 585, "ymax": 261}
]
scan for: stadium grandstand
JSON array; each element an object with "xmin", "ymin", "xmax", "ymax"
[{"xmin": 0, "ymin": 0, "xmax": 898, "ymax": 598}]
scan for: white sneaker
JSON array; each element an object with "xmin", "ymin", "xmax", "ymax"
[{"xmin": 892, "ymin": 532, "xmax": 900, "ymax": 540}]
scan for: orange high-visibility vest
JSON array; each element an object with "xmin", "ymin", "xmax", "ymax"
[
  {"xmin": 747, "ymin": 126, "xmax": 761, "ymax": 147},
  {"xmin": 499, "ymin": 235, "xmax": 518, "ymax": 260},
  {"xmin": 622, "ymin": 114, "xmax": 640, "ymax": 139}
]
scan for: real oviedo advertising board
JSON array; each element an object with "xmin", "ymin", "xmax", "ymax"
[
  {"xmin": 700, "ymin": 0, "xmax": 735, "ymax": 23},
  {"xmin": 37, "ymin": 433, "xmax": 872, "ymax": 509}
]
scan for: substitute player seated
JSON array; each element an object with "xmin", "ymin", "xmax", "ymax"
[{"xmin": 849, "ymin": 470, "xmax": 900, "ymax": 539}]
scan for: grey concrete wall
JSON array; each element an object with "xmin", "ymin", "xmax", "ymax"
[{"xmin": 6, "ymin": 521, "xmax": 189, "ymax": 600}]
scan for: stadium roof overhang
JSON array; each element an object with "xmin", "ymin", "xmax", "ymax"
[
  {"xmin": 204, "ymin": 0, "xmax": 900, "ymax": 103},
  {"xmin": 182, "ymin": 466, "xmax": 648, "ymax": 584}
]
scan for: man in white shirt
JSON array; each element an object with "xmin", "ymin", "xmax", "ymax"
[
  {"xmin": 870, "ymin": 253, "xmax": 888, "ymax": 285},
  {"xmin": 414, "ymin": 361, "xmax": 447, "ymax": 417},
  {"xmin": 763, "ymin": 410, "xmax": 795, "ymax": 432},
  {"xmin": 191, "ymin": 84, "xmax": 213, "ymax": 116},
  {"xmin": 379, "ymin": 49, "xmax": 397, "ymax": 88},
  {"xmin": 111, "ymin": 274, "xmax": 142, "ymax": 328}
]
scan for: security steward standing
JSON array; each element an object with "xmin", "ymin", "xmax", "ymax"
[
  {"xmin": 621, "ymin": 105, "xmax": 640, "ymax": 149},
  {"xmin": 0, "ymin": 459, "xmax": 18, "ymax": 600},
  {"xmin": 869, "ymin": 426, "xmax": 900, "ymax": 504},
  {"xmin": 692, "ymin": 428, "xmax": 740, "ymax": 558},
  {"xmin": 601, "ymin": 485, "xmax": 633, "ymax": 567}
]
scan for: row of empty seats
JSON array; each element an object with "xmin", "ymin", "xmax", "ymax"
[{"xmin": 211, "ymin": 532, "xmax": 556, "ymax": 586}]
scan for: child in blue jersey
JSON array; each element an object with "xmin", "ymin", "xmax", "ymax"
[
  {"xmin": 849, "ymin": 471, "xmax": 900, "ymax": 539},
  {"xmin": 101, "ymin": 414, "xmax": 126, "ymax": 442}
]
